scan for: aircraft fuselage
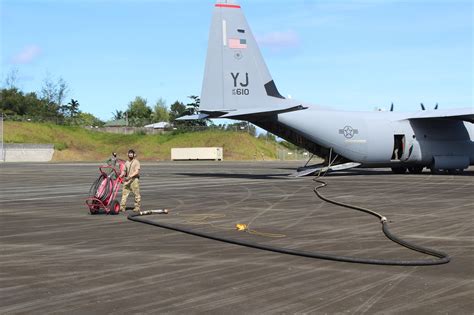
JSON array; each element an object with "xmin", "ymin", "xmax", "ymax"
[{"xmin": 276, "ymin": 107, "xmax": 474, "ymax": 169}]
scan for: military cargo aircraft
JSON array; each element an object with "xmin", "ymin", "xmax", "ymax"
[{"xmin": 179, "ymin": 1, "xmax": 473, "ymax": 175}]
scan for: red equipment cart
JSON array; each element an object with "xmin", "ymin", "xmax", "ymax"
[{"xmin": 86, "ymin": 161, "xmax": 125, "ymax": 215}]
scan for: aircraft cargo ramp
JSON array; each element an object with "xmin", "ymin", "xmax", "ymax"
[{"xmin": 0, "ymin": 162, "xmax": 473, "ymax": 313}]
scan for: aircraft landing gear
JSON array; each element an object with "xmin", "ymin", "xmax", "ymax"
[
  {"xmin": 408, "ymin": 166, "xmax": 424, "ymax": 174},
  {"xmin": 430, "ymin": 168, "xmax": 464, "ymax": 175}
]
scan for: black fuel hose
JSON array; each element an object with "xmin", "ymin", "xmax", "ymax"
[
  {"xmin": 89, "ymin": 174, "xmax": 112, "ymax": 203},
  {"xmin": 127, "ymin": 180, "xmax": 450, "ymax": 266}
]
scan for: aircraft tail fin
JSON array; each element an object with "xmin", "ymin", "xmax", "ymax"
[{"xmin": 200, "ymin": 1, "xmax": 292, "ymax": 113}]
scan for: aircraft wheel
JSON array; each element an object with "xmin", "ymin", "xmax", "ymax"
[
  {"xmin": 408, "ymin": 166, "xmax": 424, "ymax": 174},
  {"xmin": 391, "ymin": 167, "xmax": 407, "ymax": 174},
  {"xmin": 430, "ymin": 168, "xmax": 444, "ymax": 175}
]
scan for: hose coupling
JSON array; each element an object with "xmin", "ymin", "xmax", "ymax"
[{"xmin": 380, "ymin": 216, "xmax": 388, "ymax": 223}]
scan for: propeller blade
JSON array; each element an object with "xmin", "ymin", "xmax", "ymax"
[
  {"xmin": 420, "ymin": 103, "xmax": 425, "ymax": 110},
  {"xmin": 390, "ymin": 103, "xmax": 394, "ymax": 112},
  {"xmin": 434, "ymin": 103, "xmax": 438, "ymax": 110}
]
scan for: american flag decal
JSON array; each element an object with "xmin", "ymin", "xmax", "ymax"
[{"xmin": 229, "ymin": 38, "xmax": 247, "ymax": 49}]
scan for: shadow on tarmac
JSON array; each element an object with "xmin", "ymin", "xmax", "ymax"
[{"xmin": 176, "ymin": 168, "xmax": 474, "ymax": 179}]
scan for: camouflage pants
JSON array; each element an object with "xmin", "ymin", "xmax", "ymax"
[{"xmin": 120, "ymin": 179, "xmax": 141, "ymax": 211}]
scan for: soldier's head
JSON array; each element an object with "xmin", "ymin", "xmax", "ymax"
[
  {"xmin": 128, "ymin": 149, "xmax": 136, "ymax": 160},
  {"xmin": 112, "ymin": 152, "xmax": 117, "ymax": 157}
]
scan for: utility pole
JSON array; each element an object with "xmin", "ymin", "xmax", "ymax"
[{"xmin": 0, "ymin": 113, "xmax": 4, "ymax": 162}]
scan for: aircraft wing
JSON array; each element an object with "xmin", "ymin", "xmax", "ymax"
[
  {"xmin": 218, "ymin": 104, "xmax": 307, "ymax": 119},
  {"xmin": 404, "ymin": 108, "xmax": 474, "ymax": 123}
]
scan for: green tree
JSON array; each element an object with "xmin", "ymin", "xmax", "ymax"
[
  {"xmin": 3, "ymin": 68, "xmax": 19, "ymax": 89},
  {"xmin": 78, "ymin": 112, "xmax": 104, "ymax": 127},
  {"xmin": 39, "ymin": 74, "xmax": 69, "ymax": 122},
  {"xmin": 152, "ymin": 98, "xmax": 169, "ymax": 122},
  {"xmin": 40, "ymin": 74, "xmax": 69, "ymax": 107},
  {"xmin": 24, "ymin": 91, "xmax": 50, "ymax": 117},
  {"xmin": 183, "ymin": 95, "xmax": 207, "ymax": 127},
  {"xmin": 61, "ymin": 99, "xmax": 80, "ymax": 119},
  {"xmin": 126, "ymin": 96, "xmax": 152, "ymax": 126},
  {"xmin": 185, "ymin": 95, "xmax": 200, "ymax": 115},
  {"xmin": 0, "ymin": 88, "xmax": 53, "ymax": 120},
  {"xmin": 0, "ymin": 75, "xmax": 71, "ymax": 123},
  {"xmin": 56, "ymin": 77, "xmax": 69, "ymax": 107},
  {"xmin": 112, "ymin": 109, "xmax": 124, "ymax": 120},
  {"xmin": 0, "ymin": 88, "xmax": 24, "ymax": 115},
  {"xmin": 169, "ymin": 100, "xmax": 186, "ymax": 122}
]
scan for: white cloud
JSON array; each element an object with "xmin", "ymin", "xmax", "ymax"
[{"xmin": 11, "ymin": 45, "xmax": 42, "ymax": 64}]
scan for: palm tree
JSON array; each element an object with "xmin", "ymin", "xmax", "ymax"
[
  {"xmin": 67, "ymin": 99, "xmax": 80, "ymax": 117},
  {"xmin": 112, "ymin": 109, "xmax": 124, "ymax": 120}
]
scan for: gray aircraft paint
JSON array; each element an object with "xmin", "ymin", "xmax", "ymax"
[
  {"xmin": 193, "ymin": 1, "xmax": 474, "ymax": 171},
  {"xmin": 201, "ymin": 1, "xmax": 298, "ymax": 112}
]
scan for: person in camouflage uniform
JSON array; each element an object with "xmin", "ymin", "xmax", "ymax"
[{"xmin": 119, "ymin": 149, "xmax": 141, "ymax": 212}]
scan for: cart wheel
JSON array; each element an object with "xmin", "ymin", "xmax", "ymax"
[
  {"xmin": 90, "ymin": 205, "xmax": 100, "ymax": 215},
  {"xmin": 89, "ymin": 200, "xmax": 100, "ymax": 215},
  {"xmin": 109, "ymin": 200, "xmax": 120, "ymax": 215}
]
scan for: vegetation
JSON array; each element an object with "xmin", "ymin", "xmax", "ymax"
[
  {"xmin": 116, "ymin": 95, "xmax": 208, "ymax": 127},
  {"xmin": 1, "ymin": 70, "xmax": 296, "ymax": 161},
  {"xmin": 1, "ymin": 72, "xmax": 103, "ymax": 126},
  {"xmin": 0, "ymin": 70, "xmax": 259, "ymax": 134},
  {"xmin": 4, "ymin": 122, "xmax": 281, "ymax": 161}
]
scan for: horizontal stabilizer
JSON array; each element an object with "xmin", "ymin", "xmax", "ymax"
[
  {"xmin": 220, "ymin": 104, "xmax": 307, "ymax": 118},
  {"xmin": 289, "ymin": 162, "xmax": 361, "ymax": 177},
  {"xmin": 177, "ymin": 104, "xmax": 306, "ymax": 121},
  {"xmin": 176, "ymin": 113, "xmax": 210, "ymax": 121}
]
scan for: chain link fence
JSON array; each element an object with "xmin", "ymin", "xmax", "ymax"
[{"xmin": 277, "ymin": 148, "xmax": 312, "ymax": 161}]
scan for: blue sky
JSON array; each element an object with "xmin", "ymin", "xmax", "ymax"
[{"xmin": 1, "ymin": 0, "xmax": 472, "ymax": 121}]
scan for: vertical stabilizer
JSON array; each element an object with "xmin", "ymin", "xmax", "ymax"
[{"xmin": 201, "ymin": 1, "xmax": 286, "ymax": 112}]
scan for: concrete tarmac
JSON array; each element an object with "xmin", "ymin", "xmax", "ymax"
[{"xmin": 1, "ymin": 162, "xmax": 473, "ymax": 314}]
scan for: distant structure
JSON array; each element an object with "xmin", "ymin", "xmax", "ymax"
[
  {"xmin": 144, "ymin": 122, "xmax": 171, "ymax": 130},
  {"xmin": 104, "ymin": 119, "xmax": 128, "ymax": 127},
  {"xmin": 3, "ymin": 144, "xmax": 54, "ymax": 162},
  {"xmin": 171, "ymin": 147, "xmax": 223, "ymax": 161}
]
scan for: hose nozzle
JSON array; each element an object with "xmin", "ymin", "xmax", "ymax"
[{"xmin": 138, "ymin": 209, "xmax": 169, "ymax": 216}]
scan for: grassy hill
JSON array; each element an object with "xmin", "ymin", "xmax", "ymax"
[{"xmin": 3, "ymin": 122, "xmax": 279, "ymax": 161}]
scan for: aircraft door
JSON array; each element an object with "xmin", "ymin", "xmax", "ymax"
[
  {"xmin": 391, "ymin": 135, "xmax": 405, "ymax": 160},
  {"xmin": 391, "ymin": 133, "xmax": 422, "ymax": 163},
  {"xmin": 403, "ymin": 135, "xmax": 422, "ymax": 162}
]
